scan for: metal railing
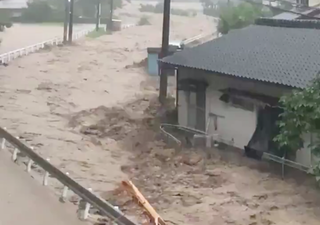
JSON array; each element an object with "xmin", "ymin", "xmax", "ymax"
[
  {"xmin": 159, "ymin": 123, "xmax": 311, "ymax": 177},
  {"xmin": 263, "ymin": 152, "xmax": 310, "ymax": 178},
  {"xmin": 0, "ymin": 126, "xmax": 137, "ymax": 225}
]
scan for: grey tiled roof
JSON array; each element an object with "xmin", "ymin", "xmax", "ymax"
[{"xmin": 161, "ymin": 20, "xmax": 320, "ymax": 88}]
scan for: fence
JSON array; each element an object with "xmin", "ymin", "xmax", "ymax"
[
  {"xmin": 160, "ymin": 123, "xmax": 312, "ymax": 178},
  {"xmin": 0, "ymin": 28, "xmax": 93, "ymax": 64},
  {"xmin": 0, "ymin": 128, "xmax": 137, "ymax": 224},
  {"xmin": 0, "ymin": 23, "xmax": 136, "ymax": 65}
]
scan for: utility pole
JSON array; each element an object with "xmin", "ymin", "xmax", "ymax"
[
  {"xmin": 68, "ymin": 0, "xmax": 74, "ymax": 43},
  {"xmin": 63, "ymin": 0, "xmax": 70, "ymax": 43},
  {"xmin": 96, "ymin": 0, "xmax": 101, "ymax": 31},
  {"xmin": 108, "ymin": 0, "xmax": 114, "ymax": 31},
  {"xmin": 159, "ymin": 0, "xmax": 171, "ymax": 105}
]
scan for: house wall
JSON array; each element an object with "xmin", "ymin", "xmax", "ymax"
[
  {"xmin": 147, "ymin": 53, "xmax": 159, "ymax": 76},
  {"xmin": 296, "ymin": 133, "xmax": 320, "ymax": 167},
  {"xmin": 177, "ymin": 68, "xmax": 291, "ymax": 149},
  {"xmin": 177, "ymin": 67, "xmax": 319, "ymax": 168}
]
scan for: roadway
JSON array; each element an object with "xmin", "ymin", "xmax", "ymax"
[{"xmin": 0, "ymin": 153, "xmax": 84, "ymax": 225}]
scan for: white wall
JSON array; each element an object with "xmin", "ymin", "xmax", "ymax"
[
  {"xmin": 296, "ymin": 133, "xmax": 312, "ymax": 167},
  {"xmin": 297, "ymin": 133, "xmax": 320, "ymax": 168},
  {"xmin": 206, "ymin": 88, "xmax": 257, "ymax": 149},
  {"xmin": 177, "ymin": 68, "xmax": 290, "ymax": 149},
  {"xmin": 177, "ymin": 67, "xmax": 319, "ymax": 169}
]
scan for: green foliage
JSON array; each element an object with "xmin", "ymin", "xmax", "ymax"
[
  {"xmin": 0, "ymin": 11, "xmax": 12, "ymax": 24},
  {"xmin": 139, "ymin": 3, "xmax": 194, "ymax": 17},
  {"xmin": 138, "ymin": 16, "xmax": 151, "ymax": 26},
  {"xmin": 75, "ymin": 0, "xmax": 122, "ymax": 18},
  {"xmin": 275, "ymin": 77, "xmax": 320, "ymax": 179},
  {"xmin": 21, "ymin": 1, "xmax": 57, "ymax": 22},
  {"xmin": 218, "ymin": 2, "xmax": 272, "ymax": 34},
  {"xmin": 139, "ymin": 4, "xmax": 155, "ymax": 13},
  {"xmin": 20, "ymin": 0, "xmax": 123, "ymax": 23}
]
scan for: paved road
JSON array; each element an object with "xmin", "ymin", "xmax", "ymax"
[{"xmin": 0, "ymin": 153, "xmax": 83, "ymax": 225}]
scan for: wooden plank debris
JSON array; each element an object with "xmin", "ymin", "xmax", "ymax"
[{"xmin": 121, "ymin": 180, "xmax": 166, "ymax": 225}]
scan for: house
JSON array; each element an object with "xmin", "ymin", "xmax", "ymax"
[
  {"xmin": 0, "ymin": 0, "xmax": 28, "ymax": 18},
  {"xmin": 160, "ymin": 18, "xmax": 320, "ymax": 168},
  {"xmin": 147, "ymin": 44, "xmax": 180, "ymax": 76},
  {"xmin": 273, "ymin": 6, "xmax": 320, "ymax": 20}
]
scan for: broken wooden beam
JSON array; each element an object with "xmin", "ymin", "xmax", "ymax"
[{"xmin": 121, "ymin": 180, "xmax": 166, "ymax": 225}]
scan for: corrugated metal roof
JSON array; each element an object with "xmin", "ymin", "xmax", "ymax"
[
  {"xmin": 0, "ymin": 0, "xmax": 28, "ymax": 9},
  {"xmin": 161, "ymin": 19, "xmax": 320, "ymax": 89}
]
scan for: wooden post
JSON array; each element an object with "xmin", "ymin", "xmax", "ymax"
[
  {"xmin": 108, "ymin": 0, "xmax": 114, "ymax": 31},
  {"xmin": 96, "ymin": 0, "xmax": 101, "ymax": 31},
  {"xmin": 68, "ymin": 0, "xmax": 74, "ymax": 43}
]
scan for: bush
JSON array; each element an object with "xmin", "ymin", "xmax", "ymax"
[
  {"xmin": 171, "ymin": 8, "xmax": 190, "ymax": 16},
  {"xmin": 218, "ymin": 2, "xmax": 273, "ymax": 34},
  {"xmin": 5, "ymin": 22, "xmax": 13, "ymax": 28},
  {"xmin": 139, "ymin": 3, "xmax": 191, "ymax": 17},
  {"xmin": 154, "ymin": 2, "xmax": 164, "ymax": 13},
  {"xmin": 139, "ymin": 4, "xmax": 155, "ymax": 12},
  {"xmin": 21, "ymin": 1, "xmax": 57, "ymax": 23},
  {"xmin": 19, "ymin": 0, "xmax": 123, "ymax": 23},
  {"xmin": 138, "ymin": 16, "xmax": 151, "ymax": 26}
]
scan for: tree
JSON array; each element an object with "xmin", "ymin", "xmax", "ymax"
[
  {"xmin": 20, "ymin": 0, "xmax": 123, "ymax": 22},
  {"xmin": 0, "ymin": 11, "xmax": 12, "ymax": 31},
  {"xmin": 74, "ymin": 0, "xmax": 123, "ymax": 18},
  {"xmin": 274, "ymin": 77, "xmax": 320, "ymax": 181},
  {"xmin": 217, "ymin": 2, "xmax": 273, "ymax": 34},
  {"xmin": 21, "ymin": 1, "xmax": 56, "ymax": 22}
]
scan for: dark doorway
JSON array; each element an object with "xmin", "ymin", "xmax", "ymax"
[{"xmin": 245, "ymin": 106, "xmax": 282, "ymax": 160}]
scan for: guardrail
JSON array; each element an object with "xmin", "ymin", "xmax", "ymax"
[{"xmin": 0, "ymin": 126, "xmax": 137, "ymax": 225}]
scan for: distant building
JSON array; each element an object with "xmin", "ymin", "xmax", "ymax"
[{"xmin": 0, "ymin": 0, "xmax": 28, "ymax": 18}]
